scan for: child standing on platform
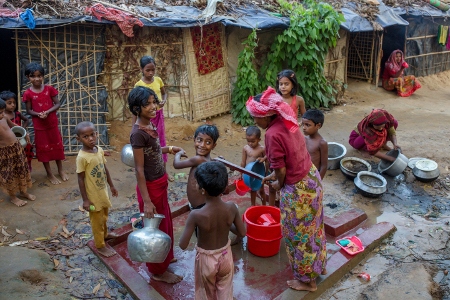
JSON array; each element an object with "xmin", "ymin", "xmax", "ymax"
[
  {"xmin": 0, "ymin": 91, "xmax": 34, "ymax": 175},
  {"xmin": 0, "ymin": 99, "xmax": 35, "ymax": 207},
  {"xmin": 133, "ymin": 56, "xmax": 171, "ymax": 179},
  {"xmin": 23, "ymin": 62, "xmax": 68, "ymax": 185},
  {"xmin": 76, "ymin": 121, "xmax": 118, "ymax": 257},
  {"xmin": 240, "ymin": 126, "xmax": 267, "ymax": 206},
  {"xmin": 128, "ymin": 86, "xmax": 184, "ymax": 284},
  {"xmin": 302, "ymin": 109, "xmax": 328, "ymax": 180},
  {"xmin": 179, "ymin": 161, "xmax": 246, "ymax": 300},
  {"xmin": 276, "ymin": 70, "xmax": 306, "ymax": 117}
]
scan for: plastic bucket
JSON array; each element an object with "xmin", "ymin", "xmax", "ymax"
[
  {"xmin": 235, "ymin": 179, "xmax": 250, "ymax": 196},
  {"xmin": 243, "ymin": 161, "xmax": 266, "ymax": 191},
  {"xmin": 244, "ymin": 206, "xmax": 282, "ymax": 257}
]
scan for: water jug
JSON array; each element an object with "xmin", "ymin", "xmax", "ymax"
[
  {"xmin": 11, "ymin": 126, "xmax": 27, "ymax": 148},
  {"xmin": 127, "ymin": 214, "xmax": 171, "ymax": 263}
]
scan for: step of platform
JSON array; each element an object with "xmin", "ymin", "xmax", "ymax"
[{"xmin": 324, "ymin": 208, "xmax": 368, "ymax": 237}]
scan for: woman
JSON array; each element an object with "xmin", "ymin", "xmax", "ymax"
[
  {"xmin": 246, "ymin": 87, "xmax": 326, "ymax": 292},
  {"xmin": 349, "ymin": 109, "xmax": 400, "ymax": 162},
  {"xmin": 382, "ymin": 49, "xmax": 421, "ymax": 97}
]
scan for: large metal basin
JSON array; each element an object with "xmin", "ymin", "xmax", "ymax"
[
  {"xmin": 378, "ymin": 149, "xmax": 408, "ymax": 177},
  {"xmin": 327, "ymin": 142, "xmax": 347, "ymax": 170},
  {"xmin": 354, "ymin": 171, "xmax": 387, "ymax": 198},
  {"xmin": 340, "ymin": 157, "xmax": 371, "ymax": 179}
]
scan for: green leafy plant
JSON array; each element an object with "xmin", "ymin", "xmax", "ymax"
[{"xmin": 231, "ymin": 29, "xmax": 259, "ymax": 126}]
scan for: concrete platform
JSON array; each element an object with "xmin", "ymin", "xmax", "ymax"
[
  {"xmin": 88, "ymin": 188, "xmax": 396, "ymax": 299},
  {"xmin": 324, "ymin": 208, "xmax": 368, "ymax": 237}
]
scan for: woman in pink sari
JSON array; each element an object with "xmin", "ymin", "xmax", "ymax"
[{"xmin": 382, "ymin": 49, "xmax": 421, "ymax": 97}]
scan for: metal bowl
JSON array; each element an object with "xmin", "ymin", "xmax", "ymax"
[
  {"xmin": 327, "ymin": 142, "xmax": 347, "ymax": 170},
  {"xmin": 413, "ymin": 159, "xmax": 440, "ymax": 182},
  {"xmin": 121, "ymin": 144, "xmax": 135, "ymax": 167},
  {"xmin": 354, "ymin": 171, "xmax": 387, "ymax": 198},
  {"xmin": 378, "ymin": 149, "xmax": 408, "ymax": 177},
  {"xmin": 340, "ymin": 157, "xmax": 371, "ymax": 179}
]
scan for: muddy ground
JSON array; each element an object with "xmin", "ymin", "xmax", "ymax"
[{"xmin": 1, "ymin": 72, "xmax": 450, "ymax": 300}]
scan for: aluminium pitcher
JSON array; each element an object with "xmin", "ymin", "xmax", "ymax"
[{"xmin": 127, "ymin": 214, "xmax": 171, "ymax": 263}]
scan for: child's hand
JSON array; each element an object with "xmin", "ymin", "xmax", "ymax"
[
  {"xmin": 144, "ymin": 201, "xmax": 157, "ymax": 219},
  {"xmin": 256, "ymin": 157, "xmax": 266, "ymax": 163},
  {"xmin": 174, "ymin": 148, "xmax": 187, "ymax": 158},
  {"xmin": 111, "ymin": 186, "xmax": 118, "ymax": 197},
  {"xmin": 82, "ymin": 199, "xmax": 92, "ymax": 211},
  {"xmin": 39, "ymin": 111, "xmax": 48, "ymax": 119},
  {"xmin": 25, "ymin": 133, "xmax": 31, "ymax": 144},
  {"xmin": 270, "ymin": 180, "xmax": 281, "ymax": 191}
]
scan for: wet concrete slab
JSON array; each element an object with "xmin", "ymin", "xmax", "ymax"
[{"xmin": 324, "ymin": 208, "xmax": 367, "ymax": 237}]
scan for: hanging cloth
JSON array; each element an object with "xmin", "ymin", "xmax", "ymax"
[
  {"xmin": 190, "ymin": 23, "xmax": 225, "ymax": 75},
  {"xmin": 446, "ymin": 30, "xmax": 450, "ymax": 50},
  {"xmin": 438, "ymin": 25, "xmax": 448, "ymax": 46}
]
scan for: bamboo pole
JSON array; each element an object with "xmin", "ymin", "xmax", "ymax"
[
  {"xmin": 91, "ymin": 0, "xmax": 154, "ymax": 23},
  {"xmin": 406, "ymin": 34, "xmax": 437, "ymax": 40}
]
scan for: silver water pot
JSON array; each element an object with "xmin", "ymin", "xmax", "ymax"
[
  {"xmin": 127, "ymin": 214, "xmax": 171, "ymax": 263},
  {"xmin": 121, "ymin": 144, "xmax": 135, "ymax": 167}
]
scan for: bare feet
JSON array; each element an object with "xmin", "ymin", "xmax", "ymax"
[
  {"xmin": 152, "ymin": 271, "xmax": 183, "ymax": 284},
  {"xmin": 321, "ymin": 268, "xmax": 327, "ymax": 275},
  {"xmin": 97, "ymin": 246, "xmax": 117, "ymax": 257},
  {"xmin": 59, "ymin": 171, "xmax": 69, "ymax": 182},
  {"xmin": 48, "ymin": 174, "xmax": 61, "ymax": 185},
  {"xmin": 105, "ymin": 232, "xmax": 119, "ymax": 240},
  {"xmin": 11, "ymin": 197, "xmax": 27, "ymax": 207},
  {"xmin": 287, "ymin": 279, "xmax": 317, "ymax": 291},
  {"xmin": 20, "ymin": 192, "xmax": 36, "ymax": 201},
  {"xmin": 170, "ymin": 258, "xmax": 178, "ymax": 263}
]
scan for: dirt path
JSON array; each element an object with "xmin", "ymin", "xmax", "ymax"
[{"xmin": 0, "ymin": 71, "xmax": 450, "ymax": 299}]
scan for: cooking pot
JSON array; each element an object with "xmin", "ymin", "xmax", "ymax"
[
  {"xmin": 354, "ymin": 171, "xmax": 387, "ymax": 198},
  {"xmin": 412, "ymin": 159, "xmax": 440, "ymax": 182},
  {"xmin": 378, "ymin": 149, "xmax": 408, "ymax": 177},
  {"xmin": 340, "ymin": 157, "xmax": 371, "ymax": 179},
  {"xmin": 327, "ymin": 142, "xmax": 347, "ymax": 170},
  {"xmin": 121, "ymin": 144, "xmax": 135, "ymax": 168}
]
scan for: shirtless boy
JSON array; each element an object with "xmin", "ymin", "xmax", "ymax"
[
  {"xmin": 302, "ymin": 109, "xmax": 328, "ymax": 180},
  {"xmin": 179, "ymin": 161, "xmax": 246, "ymax": 299},
  {"xmin": 0, "ymin": 99, "xmax": 35, "ymax": 206},
  {"xmin": 241, "ymin": 126, "xmax": 267, "ymax": 206},
  {"xmin": 173, "ymin": 124, "xmax": 219, "ymax": 210}
]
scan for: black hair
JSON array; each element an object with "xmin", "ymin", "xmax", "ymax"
[
  {"xmin": 194, "ymin": 161, "xmax": 228, "ymax": 197},
  {"xmin": 302, "ymin": 109, "xmax": 324, "ymax": 125},
  {"xmin": 140, "ymin": 56, "xmax": 156, "ymax": 69},
  {"xmin": 246, "ymin": 125, "xmax": 261, "ymax": 138},
  {"xmin": 127, "ymin": 86, "xmax": 160, "ymax": 116},
  {"xmin": 75, "ymin": 121, "xmax": 95, "ymax": 136},
  {"xmin": 25, "ymin": 62, "xmax": 45, "ymax": 77},
  {"xmin": 194, "ymin": 124, "xmax": 220, "ymax": 143},
  {"xmin": 276, "ymin": 69, "xmax": 298, "ymax": 96},
  {"xmin": 0, "ymin": 99, "xmax": 5, "ymax": 110},
  {"xmin": 0, "ymin": 91, "xmax": 17, "ymax": 101}
]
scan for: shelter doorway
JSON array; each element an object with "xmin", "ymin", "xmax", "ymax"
[
  {"xmin": 0, "ymin": 29, "xmax": 18, "ymax": 96},
  {"xmin": 381, "ymin": 25, "xmax": 406, "ymax": 77},
  {"xmin": 347, "ymin": 31, "xmax": 376, "ymax": 82}
]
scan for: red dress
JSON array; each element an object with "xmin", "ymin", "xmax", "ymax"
[
  {"xmin": 22, "ymin": 85, "xmax": 65, "ymax": 163},
  {"xmin": 11, "ymin": 111, "xmax": 34, "ymax": 170}
]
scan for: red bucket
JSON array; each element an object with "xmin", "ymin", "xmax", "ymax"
[
  {"xmin": 243, "ymin": 206, "xmax": 282, "ymax": 257},
  {"xmin": 235, "ymin": 179, "xmax": 250, "ymax": 196}
]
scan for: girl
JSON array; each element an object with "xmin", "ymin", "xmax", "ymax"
[
  {"xmin": 0, "ymin": 91, "xmax": 34, "ymax": 176},
  {"xmin": 276, "ymin": 70, "xmax": 306, "ymax": 117},
  {"xmin": 23, "ymin": 62, "xmax": 68, "ymax": 185},
  {"xmin": 128, "ymin": 86, "xmax": 183, "ymax": 284},
  {"xmin": 133, "ymin": 56, "xmax": 171, "ymax": 179},
  {"xmin": 246, "ymin": 87, "xmax": 326, "ymax": 292}
]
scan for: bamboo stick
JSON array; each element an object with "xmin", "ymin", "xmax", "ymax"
[
  {"xmin": 405, "ymin": 50, "xmax": 450, "ymax": 59},
  {"xmin": 91, "ymin": 0, "xmax": 154, "ymax": 23},
  {"xmin": 406, "ymin": 34, "xmax": 437, "ymax": 40}
]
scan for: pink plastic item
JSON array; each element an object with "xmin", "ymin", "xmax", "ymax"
[
  {"xmin": 335, "ymin": 236, "xmax": 365, "ymax": 255},
  {"xmin": 357, "ymin": 272, "xmax": 371, "ymax": 282},
  {"xmin": 402, "ymin": 61, "xmax": 409, "ymax": 68},
  {"xmin": 256, "ymin": 213, "xmax": 277, "ymax": 226}
]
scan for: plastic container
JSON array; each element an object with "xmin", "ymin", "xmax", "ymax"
[
  {"xmin": 235, "ymin": 179, "xmax": 250, "ymax": 196},
  {"xmin": 244, "ymin": 206, "xmax": 282, "ymax": 257},
  {"xmin": 257, "ymin": 213, "xmax": 277, "ymax": 226},
  {"xmin": 336, "ymin": 236, "xmax": 364, "ymax": 255},
  {"xmin": 242, "ymin": 161, "xmax": 266, "ymax": 191}
]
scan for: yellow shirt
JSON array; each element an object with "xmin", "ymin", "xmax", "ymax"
[
  {"xmin": 134, "ymin": 77, "xmax": 165, "ymax": 109},
  {"xmin": 76, "ymin": 147, "xmax": 111, "ymax": 211}
]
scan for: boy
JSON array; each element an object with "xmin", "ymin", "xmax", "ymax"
[
  {"xmin": 173, "ymin": 124, "xmax": 219, "ymax": 210},
  {"xmin": 76, "ymin": 121, "xmax": 118, "ymax": 257},
  {"xmin": 179, "ymin": 161, "xmax": 246, "ymax": 299},
  {"xmin": 240, "ymin": 126, "xmax": 267, "ymax": 206},
  {"xmin": 0, "ymin": 99, "xmax": 35, "ymax": 207},
  {"xmin": 302, "ymin": 109, "xmax": 328, "ymax": 180}
]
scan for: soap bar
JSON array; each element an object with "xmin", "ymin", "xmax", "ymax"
[{"xmin": 338, "ymin": 239, "xmax": 350, "ymax": 246}]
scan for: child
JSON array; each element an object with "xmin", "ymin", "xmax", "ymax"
[
  {"xmin": 133, "ymin": 56, "xmax": 171, "ymax": 178},
  {"xmin": 179, "ymin": 161, "xmax": 246, "ymax": 299},
  {"xmin": 302, "ymin": 109, "xmax": 328, "ymax": 180},
  {"xmin": 23, "ymin": 62, "xmax": 68, "ymax": 185},
  {"xmin": 0, "ymin": 99, "xmax": 35, "ymax": 207},
  {"xmin": 75, "ymin": 121, "xmax": 118, "ymax": 257},
  {"xmin": 173, "ymin": 124, "xmax": 219, "ymax": 210},
  {"xmin": 276, "ymin": 70, "xmax": 306, "ymax": 117},
  {"xmin": 240, "ymin": 125, "xmax": 267, "ymax": 206},
  {"xmin": 128, "ymin": 86, "xmax": 184, "ymax": 284},
  {"xmin": 0, "ymin": 91, "xmax": 34, "ymax": 175}
]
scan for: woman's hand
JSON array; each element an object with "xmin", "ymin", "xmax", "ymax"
[
  {"xmin": 394, "ymin": 144, "xmax": 402, "ymax": 151},
  {"xmin": 262, "ymin": 172, "xmax": 275, "ymax": 185},
  {"xmin": 270, "ymin": 180, "xmax": 281, "ymax": 191},
  {"xmin": 143, "ymin": 201, "xmax": 157, "ymax": 219}
]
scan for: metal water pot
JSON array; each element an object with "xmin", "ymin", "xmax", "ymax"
[
  {"xmin": 127, "ymin": 214, "xmax": 171, "ymax": 263},
  {"xmin": 121, "ymin": 144, "xmax": 135, "ymax": 168},
  {"xmin": 11, "ymin": 126, "xmax": 27, "ymax": 148}
]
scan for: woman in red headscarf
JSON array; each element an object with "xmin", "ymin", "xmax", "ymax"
[
  {"xmin": 246, "ymin": 87, "xmax": 327, "ymax": 292},
  {"xmin": 382, "ymin": 49, "xmax": 421, "ymax": 97},
  {"xmin": 348, "ymin": 109, "xmax": 400, "ymax": 162}
]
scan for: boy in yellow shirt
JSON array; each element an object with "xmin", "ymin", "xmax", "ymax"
[{"xmin": 76, "ymin": 121, "xmax": 118, "ymax": 257}]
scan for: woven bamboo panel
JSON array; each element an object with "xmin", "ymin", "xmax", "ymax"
[
  {"xmin": 15, "ymin": 24, "xmax": 108, "ymax": 155},
  {"xmin": 183, "ymin": 25, "xmax": 231, "ymax": 121}
]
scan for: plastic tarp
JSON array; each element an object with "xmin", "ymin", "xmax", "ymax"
[{"xmin": 392, "ymin": 3, "xmax": 450, "ymax": 17}]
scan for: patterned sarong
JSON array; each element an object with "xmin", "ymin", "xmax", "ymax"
[
  {"xmin": 0, "ymin": 141, "xmax": 32, "ymax": 194},
  {"xmin": 280, "ymin": 165, "xmax": 326, "ymax": 283},
  {"xmin": 382, "ymin": 75, "xmax": 421, "ymax": 97}
]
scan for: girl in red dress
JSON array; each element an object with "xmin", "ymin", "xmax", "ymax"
[{"xmin": 23, "ymin": 63, "xmax": 68, "ymax": 185}]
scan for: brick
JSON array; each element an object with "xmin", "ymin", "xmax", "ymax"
[{"xmin": 324, "ymin": 208, "xmax": 367, "ymax": 237}]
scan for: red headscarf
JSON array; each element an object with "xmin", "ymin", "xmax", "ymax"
[
  {"xmin": 357, "ymin": 109, "xmax": 396, "ymax": 154},
  {"xmin": 384, "ymin": 49, "xmax": 405, "ymax": 79},
  {"xmin": 246, "ymin": 87, "xmax": 299, "ymax": 133}
]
